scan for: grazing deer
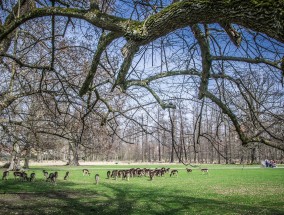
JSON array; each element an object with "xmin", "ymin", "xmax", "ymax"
[
  {"xmin": 137, "ymin": 169, "xmax": 144, "ymax": 177},
  {"xmin": 46, "ymin": 173, "xmax": 53, "ymax": 182},
  {"xmin": 30, "ymin": 173, "xmax": 36, "ymax": 182},
  {"xmin": 13, "ymin": 171, "xmax": 22, "ymax": 180},
  {"xmin": 186, "ymin": 168, "xmax": 192, "ymax": 173},
  {"xmin": 95, "ymin": 174, "xmax": 100, "ymax": 185},
  {"xmin": 106, "ymin": 170, "xmax": 111, "ymax": 179},
  {"xmin": 2, "ymin": 171, "xmax": 9, "ymax": 180},
  {"xmin": 19, "ymin": 172, "xmax": 28, "ymax": 181},
  {"xmin": 132, "ymin": 168, "xmax": 138, "ymax": 177},
  {"xmin": 123, "ymin": 171, "xmax": 130, "ymax": 181},
  {"xmin": 43, "ymin": 170, "xmax": 49, "ymax": 180},
  {"xmin": 201, "ymin": 168, "xmax": 209, "ymax": 174},
  {"xmin": 144, "ymin": 169, "xmax": 150, "ymax": 177},
  {"xmin": 117, "ymin": 170, "xmax": 123, "ymax": 178},
  {"xmin": 149, "ymin": 171, "xmax": 155, "ymax": 181},
  {"xmin": 14, "ymin": 171, "xmax": 27, "ymax": 181},
  {"xmin": 129, "ymin": 168, "xmax": 135, "ymax": 177},
  {"xmin": 82, "ymin": 169, "xmax": 90, "ymax": 176},
  {"xmin": 21, "ymin": 172, "xmax": 28, "ymax": 181},
  {"xmin": 64, "ymin": 171, "xmax": 69, "ymax": 180},
  {"xmin": 160, "ymin": 169, "xmax": 166, "ymax": 177},
  {"xmin": 46, "ymin": 171, "xmax": 58, "ymax": 184},
  {"xmin": 126, "ymin": 172, "xmax": 130, "ymax": 181},
  {"xmin": 54, "ymin": 171, "xmax": 58, "ymax": 180},
  {"xmin": 111, "ymin": 170, "xmax": 118, "ymax": 180},
  {"xmin": 170, "ymin": 170, "xmax": 178, "ymax": 177}
]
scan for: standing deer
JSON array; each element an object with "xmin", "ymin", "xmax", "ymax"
[
  {"xmin": 43, "ymin": 170, "xmax": 49, "ymax": 180},
  {"xmin": 64, "ymin": 171, "xmax": 70, "ymax": 180},
  {"xmin": 149, "ymin": 171, "xmax": 155, "ymax": 181},
  {"xmin": 54, "ymin": 171, "xmax": 58, "ymax": 181},
  {"xmin": 111, "ymin": 170, "xmax": 118, "ymax": 180},
  {"xmin": 2, "ymin": 171, "xmax": 9, "ymax": 180},
  {"xmin": 106, "ymin": 170, "xmax": 111, "ymax": 179},
  {"xmin": 95, "ymin": 174, "xmax": 100, "ymax": 185},
  {"xmin": 30, "ymin": 173, "xmax": 36, "ymax": 182}
]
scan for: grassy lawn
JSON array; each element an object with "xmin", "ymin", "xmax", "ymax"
[{"xmin": 0, "ymin": 164, "xmax": 283, "ymax": 215}]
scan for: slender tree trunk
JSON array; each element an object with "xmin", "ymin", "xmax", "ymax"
[
  {"xmin": 157, "ymin": 108, "xmax": 161, "ymax": 162},
  {"xmin": 179, "ymin": 109, "xmax": 184, "ymax": 163},
  {"xmin": 251, "ymin": 147, "xmax": 256, "ymax": 164},
  {"xmin": 158, "ymin": 133, "xmax": 161, "ymax": 162},
  {"xmin": 194, "ymin": 150, "xmax": 197, "ymax": 163},
  {"xmin": 141, "ymin": 115, "xmax": 144, "ymax": 162},
  {"xmin": 169, "ymin": 110, "xmax": 175, "ymax": 163},
  {"xmin": 218, "ymin": 142, "xmax": 221, "ymax": 164},
  {"xmin": 23, "ymin": 146, "xmax": 31, "ymax": 169}
]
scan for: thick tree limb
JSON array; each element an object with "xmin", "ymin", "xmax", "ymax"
[
  {"xmin": 79, "ymin": 32, "xmax": 121, "ymax": 96},
  {"xmin": 126, "ymin": 69, "xmax": 201, "ymax": 110},
  {"xmin": 112, "ymin": 40, "xmax": 140, "ymax": 91},
  {"xmin": 203, "ymin": 90, "xmax": 284, "ymax": 150},
  {"xmin": 126, "ymin": 69, "xmax": 201, "ymax": 86},
  {"xmin": 211, "ymin": 55, "xmax": 280, "ymax": 69},
  {"xmin": 191, "ymin": 24, "xmax": 211, "ymax": 99},
  {"xmin": 249, "ymin": 138, "xmax": 284, "ymax": 151},
  {"xmin": 51, "ymin": 0, "xmax": 55, "ymax": 70},
  {"xmin": 0, "ymin": 0, "xmax": 36, "ymax": 60},
  {"xmin": 129, "ymin": 82, "xmax": 176, "ymax": 109},
  {"xmin": 220, "ymin": 22, "xmax": 242, "ymax": 47},
  {"xmin": 1, "ymin": 0, "xmax": 284, "ymax": 45},
  {"xmin": 281, "ymin": 56, "xmax": 284, "ymax": 85},
  {"xmin": 203, "ymin": 90, "xmax": 249, "ymax": 145}
]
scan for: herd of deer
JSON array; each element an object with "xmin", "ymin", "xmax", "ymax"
[
  {"xmin": 1, "ymin": 170, "xmax": 67, "ymax": 185},
  {"xmin": 1, "ymin": 170, "xmax": 36, "ymax": 182},
  {"xmin": 1, "ymin": 167, "xmax": 209, "ymax": 184}
]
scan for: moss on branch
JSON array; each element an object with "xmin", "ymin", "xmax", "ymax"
[{"xmin": 1, "ymin": 0, "xmax": 284, "ymax": 44}]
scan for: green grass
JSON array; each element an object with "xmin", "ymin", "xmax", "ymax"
[{"xmin": 0, "ymin": 164, "xmax": 283, "ymax": 215}]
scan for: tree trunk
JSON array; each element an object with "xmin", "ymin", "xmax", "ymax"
[
  {"xmin": 8, "ymin": 142, "xmax": 21, "ymax": 171},
  {"xmin": 141, "ymin": 115, "xmax": 144, "ymax": 162},
  {"xmin": 169, "ymin": 110, "xmax": 175, "ymax": 163},
  {"xmin": 67, "ymin": 142, "xmax": 80, "ymax": 166},
  {"xmin": 23, "ymin": 149, "xmax": 31, "ymax": 169},
  {"xmin": 157, "ymin": 108, "xmax": 161, "ymax": 162},
  {"xmin": 251, "ymin": 147, "xmax": 256, "ymax": 164},
  {"xmin": 217, "ymin": 142, "xmax": 221, "ymax": 164}
]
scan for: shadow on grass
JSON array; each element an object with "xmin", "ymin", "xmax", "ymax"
[{"xmin": 0, "ymin": 179, "xmax": 283, "ymax": 215}]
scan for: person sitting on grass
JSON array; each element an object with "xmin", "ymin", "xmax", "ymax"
[
  {"xmin": 270, "ymin": 160, "xmax": 276, "ymax": 168},
  {"xmin": 263, "ymin": 159, "xmax": 277, "ymax": 168}
]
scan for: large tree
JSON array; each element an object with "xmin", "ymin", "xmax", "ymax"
[{"xmin": 0, "ymin": 0, "xmax": 283, "ymax": 154}]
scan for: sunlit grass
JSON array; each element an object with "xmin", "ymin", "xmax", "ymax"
[{"xmin": 0, "ymin": 164, "xmax": 283, "ymax": 214}]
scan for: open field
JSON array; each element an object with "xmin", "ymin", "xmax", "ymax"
[{"xmin": 0, "ymin": 164, "xmax": 284, "ymax": 215}]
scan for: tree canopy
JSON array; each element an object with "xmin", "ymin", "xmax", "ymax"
[{"xmin": 0, "ymin": 0, "xmax": 284, "ymax": 161}]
